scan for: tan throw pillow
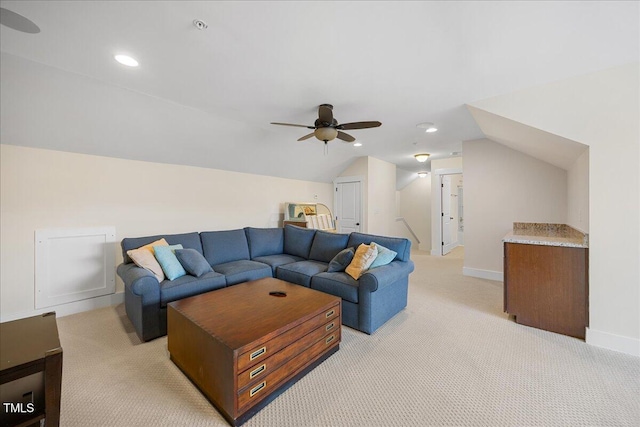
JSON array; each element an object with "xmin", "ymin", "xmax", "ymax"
[
  {"xmin": 345, "ymin": 243, "xmax": 379, "ymax": 280},
  {"xmin": 126, "ymin": 238, "xmax": 169, "ymax": 282}
]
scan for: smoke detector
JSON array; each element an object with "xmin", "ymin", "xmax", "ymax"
[{"xmin": 193, "ymin": 19, "xmax": 208, "ymax": 30}]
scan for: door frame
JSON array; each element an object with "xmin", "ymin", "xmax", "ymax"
[
  {"xmin": 333, "ymin": 175, "xmax": 365, "ymax": 233},
  {"xmin": 432, "ymin": 168, "xmax": 463, "ymax": 256}
]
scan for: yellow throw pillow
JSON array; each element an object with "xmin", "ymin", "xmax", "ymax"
[
  {"xmin": 345, "ymin": 243, "xmax": 379, "ymax": 280},
  {"xmin": 126, "ymin": 238, "xmax": 169, "ymax": 282}
]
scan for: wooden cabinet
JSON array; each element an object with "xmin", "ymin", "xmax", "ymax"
[
  {"xmin": 0, "ymin": 313, "xmax": 63, "ymax": 427},
  {"xmin": 504, "ymin": 242, "xmax": 588, "ymax": 339},
  {"xmin": 168, "ymin": 278, "xmax": 340, "ymax": 426}
]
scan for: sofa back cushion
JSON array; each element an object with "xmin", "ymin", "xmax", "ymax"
[
  {"xmin": 283, "ymin": 225, "xmax": 317, "ymax": 259},
  {"xmin": 121, "ymin": 232, "xmax": 202, "ymax": 264},
  {"xmin": 245, "ymin": 227, "xmax": 284, "ymax": 258},
  {"xmin": 201, "ymin": 229, "xmax": 250, "ymax": 266},
  {"xmin": 308, "ymin": 230, "xmax": 349, "ymax": 263},
  {"xmin": 346, "ymin": 232, "xmax": 411, "ymax": 262}
]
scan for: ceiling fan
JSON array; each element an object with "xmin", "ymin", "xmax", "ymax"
[{"xmin": 271, "ymin": 104, "xmax": 381, "ymax": 144}]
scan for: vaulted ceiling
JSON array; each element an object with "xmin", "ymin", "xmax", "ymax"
[{"xmin": 1, "ymin": 1, "xmax": 637, "ymax": 187}]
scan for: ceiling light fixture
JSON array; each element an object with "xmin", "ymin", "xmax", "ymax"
[
  {"xmin": 418, "ymin": 172, "xmax": 428, "ymax": 178},
  {"xmin": 114, "ymin": 54, "xmax": 139, "ymax": 67},
  {"xmin": 353, "ymin": 142, "xmax": 363, "ymax": 147},
  {"xmin": 417, "ymin": 122, "xmax": 438, "ymax": 133},
  {"xmin": 414, "ymin": 153, "xmax": 430, "ymax": 162},
  {"xmin": 314, "ymin": 127, "xmax": 338, "ymax": 142}
]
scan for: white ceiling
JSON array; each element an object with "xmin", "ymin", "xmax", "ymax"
[{"xmin": 1, "ymin": 1, "xmax": 638, "ymax": 187}]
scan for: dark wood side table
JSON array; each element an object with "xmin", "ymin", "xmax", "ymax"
[{"xmin": 0, "ymin": 312, "xmax": 63, "ymax": 427}]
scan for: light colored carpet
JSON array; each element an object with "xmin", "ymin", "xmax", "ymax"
[{"xmin": 57, "ymin": 248, "xmax": 640, "ymax": 426}]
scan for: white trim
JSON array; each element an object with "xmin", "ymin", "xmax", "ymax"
[
  {"xmin": 430, "ymin": 248, "xmax": 440, "ymax": 256},
  {"xmin": 586, "ymin": 327, "xmax": 640, "ymax": 357},
  {"xmin": 0, "ymin": 292, "xmax": 124, "ymax": 323},
  {"xmin": 35, "ymin": 226, "xmax": 116, "ymax": 309},
  {"xmin": 463, "ymin": 267, "xmax": 504, "ymax": 282}
]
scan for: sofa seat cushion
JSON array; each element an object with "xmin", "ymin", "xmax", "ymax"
[
  {"xmin": 276, "ymin": 260, "xmax": 328, "ymax": 287},
  {"xmin": 311, "ymin": 272, "xmax": 359, "ymax": 303},
  {"xmin": 213, "ymin": 260, "xmax": 272, "ymax": 286},
  {"xmin": 252, "ymin": 254, "xmax": 304, "ymax": 275},
  {"xmin": 160, "ymin": 271, "xmax": 226, "ymax": 306}
]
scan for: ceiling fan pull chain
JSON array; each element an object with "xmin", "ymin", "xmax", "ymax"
[{"xmin": 324, "ymin": 141, "xmax": 329, "ymax": 156}]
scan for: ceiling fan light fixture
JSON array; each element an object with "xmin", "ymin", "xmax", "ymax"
[
  {"xmin": 114, "ymin": 54, "xmax": 139, "ymax": 67},
  {"xmin": 314, "ymin": 127, "xmax": 338, "ymax": 142},
  {"xmin": 418, "ymin": 172, "xmax": 428, "ymax": 178},
  {"xmin": 417, "ymin": 122, "xmax": 438, "ymax": 133},
  {"xmin": 414, "ymin": 153, "xmax": 430, "ymax": 162}
]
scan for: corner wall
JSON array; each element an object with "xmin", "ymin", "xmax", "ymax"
[
  {"xmin": 462, "ymin": 139, "xmax": 567, "ymax": 278},
  {"xmin": 0, "ymin": 144, "xmax": 333, "ymax": 321},
  {"xmin": 468, "ymin": 64, "xmax": 639, "ymax": 355},
  {"xmin": 397, "ymin": 175, "xmax": 432, "ymax": 251}
]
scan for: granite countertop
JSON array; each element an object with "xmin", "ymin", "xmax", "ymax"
[{"xmin": 502, "ymin": 222, "xmax": 589, "ymax": 248}]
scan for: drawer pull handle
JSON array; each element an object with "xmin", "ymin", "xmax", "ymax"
[
  {"xmin": 326, "ymin": 334, "xmax": 335, "ymax": 345},
  {"xmin": 325, "ymin": 309, "xmax": 335, "ymax": 318},
  {"xmin": 249, "ymin": 364, "xmax": 266, "ymax": 379},
  {"xmin": 326, "ymin": 322, "xmax": 335, "ymax": 331},
  {"xmin": 250, "ymin": 347, "xmax": 266, "ymax": 360},
  {"xmin": 250, "ymin": 381, "xmax": 266, "ymax": 397}
]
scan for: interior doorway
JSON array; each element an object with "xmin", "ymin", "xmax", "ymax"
[
  {"xmin": 433, "ymin": 168, "xmax": 463, "ymax": 257},
  {"xmin": 333, "ymin": 176, "xmax": 363, "ymax": 233}
]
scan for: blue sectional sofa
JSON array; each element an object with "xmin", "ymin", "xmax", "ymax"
[{"xmin": 117, "ymin": 225, "xmax": 415, "ymax": 341}]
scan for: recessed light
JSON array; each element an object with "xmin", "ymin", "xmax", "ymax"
[
  {"xmin": 353, "ymin": 142, "xmax": 362, "ymax": 147},
  {"xmin": 417, "ymin": 122, "xmax": 438, "ymax": 133},
  {"xmin": 114, "ymin": 54, "xmax": 139, "ymax": 67},
  {"xmin": 418, "ymin": 172, "xmax": 428, "ymax": 178}
]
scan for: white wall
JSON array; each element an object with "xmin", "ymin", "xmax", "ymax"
[
  {"xmin": 462, "ymin": 139, "xmax": 567, "ymax": 277},
  {"xmin": 367, "ymin": 157, "xmax": 397, "ymax": 236},
  {"xmin": 468, "ymin": 64, "xmax": 639, "ymax": 355},
  {"xmin": 567, "ymin": 149, "xmax": 589, "ymax": 233},
  {"xmin": 0, "ymin": 144, "xmax": 333, "ymax": 321},
  {"xmin": 397, "ymin": 175, "xmax": 432, "ymax": 251}
]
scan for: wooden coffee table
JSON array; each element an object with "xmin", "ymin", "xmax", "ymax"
[{"xmin": 167, "ymin": 277, "xmax": 341, "ymax": 426}]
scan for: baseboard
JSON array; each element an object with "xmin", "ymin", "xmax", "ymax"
[
  {"xmin": 463, "ymin": 267, "xmax": 503, "ymax": 282},
  {"xmin": 0, "ymin": 292, "xmax": 124, "ymax": 323},
  {"xmin": 430, "ymin": 249, "xmax": 440, "ymax": 256},
  {"xmin": 586, "ymin": 327, "xmax": 640, "ymax": 357}
]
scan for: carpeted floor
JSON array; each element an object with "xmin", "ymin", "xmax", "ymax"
[{"xmin": 57, "ymin": 248, "xmax": 640, "ymax": 426}]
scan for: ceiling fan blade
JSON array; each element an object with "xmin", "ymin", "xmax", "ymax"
[
  {"xmin": 337, "ymin": 121, "xmax": 382, "ymax": 130},
  {"xmin": 297, "ymin": 133, "xmax": 315, "ymax": 141},
  {"xmin": 318, "ymin": 104, "xmax": 334, "ymax": 124},
  {"xmin": 271, "ymin": 122, "xmax": 315, "ymax": 129},
  {"xmin": 337, "ymin": 131, "xmax": 356, "ymax": 142}
]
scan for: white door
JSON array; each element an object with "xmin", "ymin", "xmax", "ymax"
[
  {"xmin": 441, "ymin": 175, "xmax": 454, "ymax": 255},
  {"xmin": 335, "ymin": 181, "xmax": 362, "ymax": 233}
]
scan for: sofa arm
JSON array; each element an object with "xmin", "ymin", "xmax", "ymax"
[
  {"xmin": 358, "ymin": 260, "xmax": 415, "ymax": 293},
  {"xmin": 117, "ymin": 263, "xmax": 161, "ymax": 303}
]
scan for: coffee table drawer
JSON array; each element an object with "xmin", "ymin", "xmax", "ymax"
[
  {"xmin": 237, "ymin": 317, "xmax": 339, "ymax": 390},
  {"xmin": 237, "ymin": 327, "xmax": 341, "ymax": 412},
  {"xmin": 237, "ymin": 304, "xmax": 339, "ymax": 372}
]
